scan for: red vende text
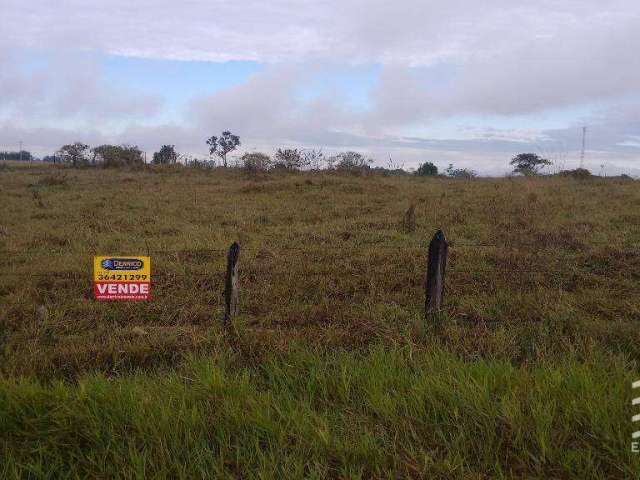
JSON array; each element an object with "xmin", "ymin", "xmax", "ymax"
[{"xmin": 94, "ymin": 281, "xmax": 151, "ymax": 300}]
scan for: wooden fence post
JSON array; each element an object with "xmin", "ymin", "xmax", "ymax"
[
  {"xmin": 402, "ymin": 204, "xmax": 416, "ymax": 233},
  {"xmin": 223, "ymin": 242, "xmax": 240, "ymax": 324},
  {"xmin": 425, "ymin": 230, "xmax": 448, "ymax": 316}
]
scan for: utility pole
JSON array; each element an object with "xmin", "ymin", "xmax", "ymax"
[
  {"xmin": 579, "ymin": 126, "xmax": 586, "ymax": 169},
  {"xmin": 19, "ymin": 141, "xmax": 23, "ymax": 162}
]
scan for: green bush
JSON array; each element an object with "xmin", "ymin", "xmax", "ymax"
[
  {"xmin": 559, "ymin": 168, "xmax": 592, "ymax": 179},
  {"xmin": 415, "ymin": 162, "xmax": 438, "ymax": 176}
]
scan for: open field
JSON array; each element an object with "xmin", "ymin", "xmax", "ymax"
[{"xmin": 1, "ymin": 163, "xmax": 639, "ymax": 478}]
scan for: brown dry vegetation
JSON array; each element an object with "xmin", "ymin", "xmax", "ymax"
[{"xmin": 0, "ymin": 164, "xmax": 638, "ymax": 377}]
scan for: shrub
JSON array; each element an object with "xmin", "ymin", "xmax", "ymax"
[
  {"xmin": 242, "ymin": 152, "xmax": 271, "ymax": 173},
  {"xmin": 185, "ymin": 158, "xmax": 215, "ymax": 169},
  {"xmin": 445, "ymin": 164, "xmax": 477, "ymax": 178},
  {"xmin": 152, "ymin": 145, "xmax": 178, "ymax": 165},
  {"xmin": 415, "ymin": 162, "xmax": 438, "ymax": 176},
  {"xmin": 559, "ymin": 168, "xmax": 592, "ymax": 179},
  {"xmin": 335, "ymin": 151, "xmax": 372, "ymax": 173},
  {"xmin": 93, "ymin": 145, "xmax": 144, "ymax": 168},
  {"xmin": 273, "ymin": 149, "xmax": 306, "ymax": 171},
  {"xmin": 371, "ymin": 167, "xmax": 408, "ymax": 176}
]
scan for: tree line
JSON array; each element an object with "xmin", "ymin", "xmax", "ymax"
[
  {"xmin": 2, "ymin": 130, "xmax": 596, "ymax": 177},
  {"xmin": 0, "ymin": 151, "xmax": 34, "ymax": 161}
]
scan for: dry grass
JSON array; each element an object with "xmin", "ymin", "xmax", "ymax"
[{"xmin": 1, "ymin": 164, "xmax": 638, "ymax": 377}]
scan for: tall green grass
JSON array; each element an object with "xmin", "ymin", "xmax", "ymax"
[{"xmin": 1, "ymin": 345, "xmax": 636, "ymax": 479}]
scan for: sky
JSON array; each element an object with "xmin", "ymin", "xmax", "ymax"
[{"xmin": 1, "ymin": 0, "xmax": 639, "ymax": 175}]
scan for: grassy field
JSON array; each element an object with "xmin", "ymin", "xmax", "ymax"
[{"xmin": 1, "ymin": 162, "xmax": 639, "ymax": 478}]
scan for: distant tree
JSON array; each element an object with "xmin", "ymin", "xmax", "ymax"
[
  {"xmin": 206, "ymin": 131, "xmax": 240, "ymax": 167},
  {"xmin": 273, "ymin": 148, "xmax": 306, "ymax": 170},
  {"xmin": 303, "ymin": 149, "xmax": 324, "ymax": 170},
  {"xmin": 241, "ymin": 152, "xmax": 271, "ymax": 173},
  {"xmin": 93, "ymin": 145, "xmax": 118, "ymax": 166},
  {"xmin": 335, "ymin": 151, "xmax": 372, "ymax": 172},
  {"xmin": 119, "ymin": 145, "xmax": 144, "ymax": 166},
  {"xmin": 325, "ymin": 155, "xmax": 338, "ymax": 170},
  {"xmin": 415, "ymin": 161, "xmax": 438, "ymax": 176},
  {"xmin": 510, "ymin": 153, "xmax": 552, "ymax": 176},
  {"xmin": 152, "ymin": 145, "xmax": 178, "ymax": 165},
  {"xmin": 445, "ymin": 164, "xmax": 477, "ymax": 179},
  {"xmin": 91, "ymin": 145, "xmax": 112, "ymax": 165},
  {"xmin": 0, "ymin": 150, "xmax": 33, "ymax": 161},
  {"xmin": 58, "ymin": 142, "xmax": 89, "ymax": 167}
]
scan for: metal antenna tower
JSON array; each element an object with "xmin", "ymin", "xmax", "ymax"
[{"xmin": 579, "ymin": 126, "xmax": 586, "ymax": 169}]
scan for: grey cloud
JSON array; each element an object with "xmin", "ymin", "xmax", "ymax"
[
  {"xmin": 440, "ymin": 15, "xmax": 640, "ymax": 115},
  {"xmin": 361, "ymin": 12, "xmax": 640, "ymax": 124},
  {"xmin": 0, "ymin": 123, "xmax": 109, "ymax": 153},
  {"xmin": 189, "ymin": 66, "xmax": 302, "ymax": 137},
  {"xmin": 188, "ymin": 64, "xmax": 364, "ymax": 144},
  {"xmin": 1, "ymin": 0, "xmax": 640, "ymax": 174},
  {"xmin": 0, "ymin": 50, "xmax": 163, "ymax": 123},
  {"xmin": 3, "ymin": 0, "xmax": 637, "ymax": 66}
]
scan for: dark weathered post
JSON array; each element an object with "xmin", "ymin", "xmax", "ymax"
[
  {"xmin": 425, "ymin": 230, "xmax": 448, "ymax": 315},
  {"xmin": 223, "ymin": 242, "xmax": 240, "ymax": 324},
  {"xmin": 402, "ymin": 204, "xmax": 416, "ymax": 233}
]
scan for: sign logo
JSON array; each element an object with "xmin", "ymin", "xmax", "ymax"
[
  {"xmin": 100, "ymin": 258, "xmax": 144, "ymax": 270},
  {"xmin": 633, "ymin": 380, "xmax": 640, "ymax": 452},
  {"xmin": 94, "ymin": 255, "xmax": 151, "ymax": 300}
]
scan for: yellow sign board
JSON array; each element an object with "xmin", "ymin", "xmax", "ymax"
[{"xmin": 93, "ymin": 256, "xmax": 151, "ymax": 300}]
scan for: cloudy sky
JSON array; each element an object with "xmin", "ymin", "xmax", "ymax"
[{"xmin": 1, "ymin": 0, "xmax": 639, "ymax": 174}]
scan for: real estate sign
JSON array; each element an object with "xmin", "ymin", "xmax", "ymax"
[{"xmin": 93, "ymin": 256, "xmax": 151, "ymax": 300}]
